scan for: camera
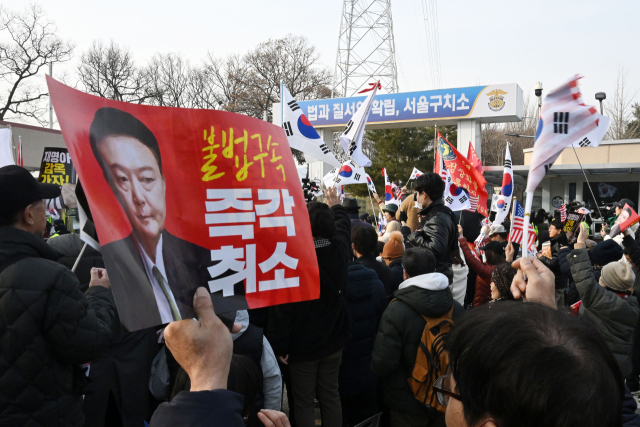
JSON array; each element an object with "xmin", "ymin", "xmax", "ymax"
[
  {"xmin": 534, "ymin": 82, "xmax": 543, "ymax": 98},
  {"xmin": 301, "ymin": 178, "xmax": 321, "ymax": 204}
]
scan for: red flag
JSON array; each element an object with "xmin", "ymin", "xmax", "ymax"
[
  {"xmin": 358, "ymin": 82, "xmax": 382, "ymax": 93},
  {"xmin": 437, "ymin": 133, "xmax": 489, "ymax": 217},
  {"xmin": 467, "ymin": 142, "xmax": 483, "ymax": 176},
  {"xmin": 17, "ymin": 136, "xmax": 23, "ymax": 167}
]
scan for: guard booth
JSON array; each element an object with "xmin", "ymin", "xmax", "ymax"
[{"xmin": 273, "ymin": 83, "xmax": 524, "ymax": 184}]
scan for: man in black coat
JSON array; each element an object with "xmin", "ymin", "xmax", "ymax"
[
  {"xmin": 268, "ymin": 187, "xmax": 350, "ymax": 427},
  {"xmin": 0, "ymin": 165, "xmax": 116, "ymax": 427},
  {"xmin": 407, "ymin": 173, "xmax": 459, "ymax": 284},
  {"xmin": 89, "ymin": 107, "xmax": 247, "ymax": 332},
  {"xmin": 537, "ymin": 219, "xmax": 568, "ymax": 309},
  {"xmin": 371, "ymin": 247, "xmax": 463, "ymax": 427},
  {"xmin": 352, "ymin": 225, "xmax": 395, "ymax": 296},
  {"xmin": 343, "ymin": 197, "xmax": 373, "ymax": 232}
]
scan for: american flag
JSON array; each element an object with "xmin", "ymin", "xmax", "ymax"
[
  {"xmin": 558, "ymin": 204, "xmax": 567, "ymax": 222},
  {"xmin": 465, "ymin": 194, "xmax": 479, "ymax": 212},
  {"xmin": 509, "ymin": 200, "xmax": 537, "ymax": 250}
]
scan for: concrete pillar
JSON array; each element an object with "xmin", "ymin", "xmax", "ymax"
[
  {"xmin": 542, "ymin": 178, "xmax": 551, "ymax": 212},
  {"xmin": 456, "ymin": 119, "xmax": 482, "ymax": 158}
]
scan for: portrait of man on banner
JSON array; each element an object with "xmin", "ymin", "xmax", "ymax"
[{"xmin": 89, "ymin": 108, "xmax": 248, "ymax": 327}]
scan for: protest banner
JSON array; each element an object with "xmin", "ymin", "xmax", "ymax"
[
  {"xmin": 609, "ymin": 204, "xmax": 640, "ymax": 238},
  {"xmin": 37, "ymin": 147, "xmax": 76, "ymax": 186},
  {"xmin": 47, "ymin": 76, "xmax": 320, "ymax": 332},
  {"xmin": 563, "ymin": 213, "xmax": 584, "ymax": 234}
]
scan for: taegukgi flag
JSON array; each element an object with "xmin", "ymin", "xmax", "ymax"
[
  {"xmin": 323, "ymin": 160, "xmax": 369, "ymax": 188},
  {"xmin": 382, "ymin": 167, "xmax": 397, "ymax": 205},
  {"xmin": 493, "ymin": 146, "xmax": 514, "ymax": 225},
  {"xmin": 443, "ymin": 166, "xmax": 471, "ymax": 211},
  {"xmin": 339, "ymin": 81, "xmax": 378, "ymax": 168},
  {"xmin": 281, "ymin": 85, "xmax": 340, "ymax": 168},
  {"xmin": 409, "ymin": 167, "xmax": 423, "ymax": 181},
  {"xmin": 526, "ymin": 75, "xmax": 609, "ymax": 193}
]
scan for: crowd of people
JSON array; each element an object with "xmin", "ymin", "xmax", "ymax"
[{"xmin": 2, "ymin": 163, "xmax": 640, "ymax": 427}]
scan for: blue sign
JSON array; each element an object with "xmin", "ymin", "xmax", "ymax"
[{"xmin": 298, "ymin": 85, "xmax": 488, "ymax": 128}]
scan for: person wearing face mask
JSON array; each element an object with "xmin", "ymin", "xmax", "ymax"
[
  {"xmin": 0, "ymin": 165, "xmax": 116, "ymax": 427},
  {"xmin": 407, "ymin": 173, "xmax": 459, "ymax": 284}
]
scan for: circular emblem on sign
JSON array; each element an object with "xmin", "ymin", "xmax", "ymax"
[
  {"xmin": 486, "ymin": 89, "xmax": 508, "ymax": 112},
  {"xmin": 552, "ymin": 196, "xmax": 564, "ymax": 208},
  {"xmin": 438, "ymin": 139, "xmax": 456, "ymax": 161}
]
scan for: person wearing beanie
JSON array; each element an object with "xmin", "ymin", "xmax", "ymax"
[
  {"xmin": 591, "ymin": 239, "xmax": 625, "ymax": 267},
  {"xmin": 569, "ymin": 224, "xmax": 640, "ymax": 377},
  {"xmin": 489, "ymin": 263, "xmax": 517, "ymax": 303},
  {"xmin": 382, "ymin": 231, "xmax": 405, "ymax": 294}
]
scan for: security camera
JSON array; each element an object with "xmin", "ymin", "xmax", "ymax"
[
  {"xmin": 595, "ymin": 92, "xmax": 606, "ymax": 101},
  {"xmin": 534, "ymin": 82, "xmax": 543, "ymax": 97}
]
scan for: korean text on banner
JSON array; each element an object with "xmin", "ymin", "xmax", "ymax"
[
  {"xmin": 47, "ymin": 76, "xmax": 320, "ymax": 332},
  {"xmin": 38, "ymin": 147, "xmax": 75, "ymax": 186}
]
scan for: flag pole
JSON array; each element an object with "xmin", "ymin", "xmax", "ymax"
[
  {"xmin": 71, "ymin": 243, "xmax": 88, "ymax": 273},
  {"xmin": 522, "ymin": 192, "xmax": 534, "ymax": 258},
  {"xmin": 570, "ymin": 145, "xmax": 605, "ymax": 221},
  {"xmin": 433, "ymin": 124, "xmax": 438, "ymax": 173},
  {"xmin": 367, "ymin": 187, "xmax": 379, "ymax": 229},
  {"xmin": 507, "ymin": 196, "xmax": 517, "ymax": 245}
]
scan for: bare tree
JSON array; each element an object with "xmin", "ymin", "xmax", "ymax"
[
  {"xmin": 77, "ymin": 40, "xmax": 151, "ymax": 103},
  {"xmin": 0, "ymin": 4, "xmax": 74, "ymax": 124},
  {"xmin": 243, "ymin": 34, "xmax": 332, "ymax": 120},
  {"xmin": 193, "ymin": 53, "xmax": 250, "ymax": 113},
  {"xmin": 146, "ymin": 53, "xmax": 195, "ymax": 108},
  {"xmin": 604, "ymin": 66, "xmax": 639, "ymax": 140}
]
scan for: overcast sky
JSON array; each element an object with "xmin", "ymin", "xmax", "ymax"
[{"xmin": 33, "ymin": 0, "xmax": 640, "ymax": 120}]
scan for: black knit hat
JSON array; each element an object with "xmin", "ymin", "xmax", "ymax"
[
  {"xmin": 492, "ymin": 263, "xmax": 517, "ymax": 300},
  {"xmin": 591, "ymin": 239, "xmax": 624, "ymax": 266}
]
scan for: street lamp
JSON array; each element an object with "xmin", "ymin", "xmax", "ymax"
[
  {"xmin": 534, "ymin": 82, "xmax": 543, "ymax": 135},
  {"xmin": 595, "ymin": 92, "xmax": 606, "ymax": 115}
]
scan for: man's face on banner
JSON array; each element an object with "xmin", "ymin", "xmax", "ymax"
[{"xmin": 97, "ymin": 135, "xmax": 166, "ymax": 243}]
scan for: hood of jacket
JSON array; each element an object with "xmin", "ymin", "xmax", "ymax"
[
  {"xmin": 347, "ymin": 262, "xmax": 382, "ymax": 302},
  {"xmin": 0, "ymin": 226, "xmax": 61, "ymax": 264},
  {"xmin": 395, "ymin": 272, "xmax": 452, "ymax": 317},
  {"xmin": 231, "ymin": 309, "xmax": 250, "ymax": 341}
]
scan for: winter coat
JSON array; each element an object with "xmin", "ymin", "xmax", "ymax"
[
  {"xmin": 387, "ymin": 258, "xmax": 404, "ymax": 296},
  {"xmin": 569, "ymin": 249, "xmax": 640, "ymax": 377},
  {"xmin": 538, "ymin": 237, "xmax": 568, "ymax": 290},
  {"xmin": 150, "ymin": 390, "xmax": 244, "ymax": 427},
  {"xmin": 357, "ymin": 254, "xmax": 395, "ymax": 297},
  {"xmin": 269, "ymin": 205, "xmax": 351, "ymax": 363},
  {"xmin": 339, "ymin": 263, "xmax": 387, "ymax": 398},
  {"xmin": 407, "ymin": 200, "xmax": 458, "ymax": 284},
  {"xmin": 371, "ymin": 272, "xmax": 463, "ymax": 416},
  {"xmin": 48, "ymin": 233, "xmax": 105, "ymax": 291},
  {"xmin": 458, "ymin": 238, "xmax": 494, "ymax": 283},
  {"xmin": 0, "ymin": 226, "xmax": 116, "ymax": 427},
  {"xmin": 397, "ymin": 195, "xmax": 420, "ymax": 232},
  {"xmin": 473, "ymin": 275, "xmax": 492, "ymax": 307}
]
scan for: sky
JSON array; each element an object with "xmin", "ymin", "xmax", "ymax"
[{"xmin": 15, "ymin": 0, "xmax": 640, "ymax": 125}]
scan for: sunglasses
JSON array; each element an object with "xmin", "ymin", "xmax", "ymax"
[{"xmin": 432, "ymin": 373, "xmax": 461, "ymax": 406}]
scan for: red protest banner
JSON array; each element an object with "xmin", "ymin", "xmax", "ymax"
[
  {"xmin": 47, "ymin": 77, "xmax": 320, "ymax": 332},
  {"xmin": 437, "ymin": 134, "xmax": 489, "ymax": 217}
]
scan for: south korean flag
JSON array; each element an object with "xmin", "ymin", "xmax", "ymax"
[
  {"xmin": 443, "ymin": 167, "xmax": 471, "ymax": 211},
  {"xmin": 281, "ymin": 85, "xmax": 340, "ymax": 168},
  {"xmin": 493, "ymin": 146, "xmax": 514, "ymax": 225},
  {"xmin": 409, "ymin": 167, "xmax": 424, "ymax": 181},
  {"xmin": 322, "ymin": 160, "xmax": 369, "ymax": 188},
  {"xmin": 338, "ymin": 81, "xmax": 378, "ymax": 168}
]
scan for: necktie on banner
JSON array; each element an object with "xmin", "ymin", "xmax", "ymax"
[
  {"xmin": 382, "ymin": 167, "xmax": 398, "ymax": 205},
  {"xmin": 281, "ymin": 86, "xmax": 340, "ymax": 168},
  {"xmin": 509, "ymin": 200, "xmax": 537, "ymax": 251},
  {"xmin": 323, "ymin": 160, "xmax": 370, "ymax": 188},
  {"xmin": 493, "ymin": 146, "xmax": 514, "ymax": 225},
  {"xmin": 467, "ymin": 142, "xmax": 483, "ymax": 176},
  {"xmin": 558, "ymin": 203, "xmax": 567, "ymax": 222},
  {"xmin": 437, "ymin": 133, "xmax": 489, "ymax": 217},
  {"xmin": 339, "ymin": 82, "xmax": 379, "ymax": 168},
  {"xmin": 443, "ymin": 166, "xmax": 471, "ymax": 211},
  {"xmin": 409, "ymin": 167, "xmax": 424, "ymax": 181},
  {"xmin": 526, "ymin": 75, "xmax": 610, "ymax": 194}
]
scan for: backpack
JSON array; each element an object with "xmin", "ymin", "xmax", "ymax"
[{"xmin": 408, "ymin": 306, "xmax": 453, "ymax": 413}]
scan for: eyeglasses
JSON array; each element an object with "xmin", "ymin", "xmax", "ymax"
[{"xmin": 433, "ymin": 374, "xmax": 461, "ymax": 406}]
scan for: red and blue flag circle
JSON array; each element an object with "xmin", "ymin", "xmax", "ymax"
[
  {"xmin": 297, "ymin": 115, "xmax": 321, "ymax": 139},
  {"xmin": 449, "ymin": 184, "xmax": 463, "ymax": 197},
  {"xmin": 367, "ymin": 177, "xmax": 373, "ymax": 186},
  {"xmin": 339, "ymin": 165, "xmax": 353, "ymax": 178},
  {"xmin": 501, "ymin": 173, "xmax": 513, "ymax": 197},
  {"xmin": 385, "ymin": 185, "xmax": 393, "ymax": 201},
  {"xmin": 497, "ymin": 199, "xmax": 506, "ymax": 210}
]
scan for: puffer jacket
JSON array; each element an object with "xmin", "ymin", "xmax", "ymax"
[
  {"xmin": 407, "ymin": 199, "xmax": 458, "ymax": 283},
  {"xmin": 538, "ymin": 237, "xmax": 568, "ymax": 290},
  {"xmin": 569, "ymin": 248, "xmax": 640, "ymax": 377},
  {"xmin": 387, "ymin": 258, "xmax": 404, "ymax": 296},
  {"xmin": 371, "ymin": 272, "xmax": 463, "ymax": 416},
  {"xmin": 339, "ymin": 263, "xmax": 386, "ymax": 398},
  {"xmin": 0, "ymin": 226, "xmax": 116, "ymax": 427}
]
